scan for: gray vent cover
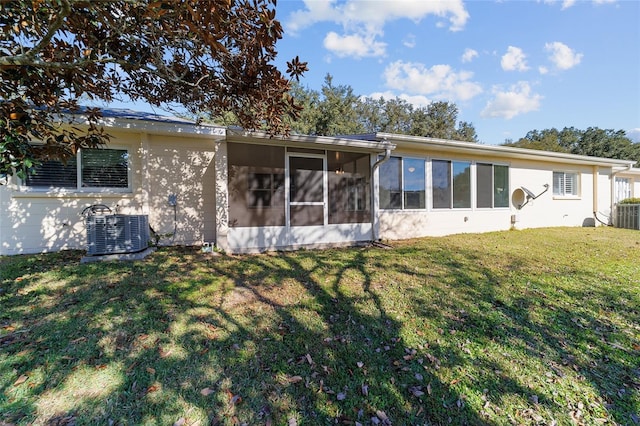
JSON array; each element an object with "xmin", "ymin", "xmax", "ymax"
[{"xmin": 86, "ymin": 214, "xmax": 150, "ymax": 256}]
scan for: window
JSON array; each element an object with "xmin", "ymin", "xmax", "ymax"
[
  {"xmin": 432, "ymin": 160, "xmax": 471, "ymax": 209},
  {"xmin": 615, "ymin": 177, "xmax": 631, "ymax": 203},
  {"xmin": 404, "ymin": 158, "xmax": 425, "ymax": 209},
  {"xmin": 25, "ymin": 148, "xmax": 129, "ymax": 190},
  {"xmin": 553, "ymin": 171, "xmax": 579, "ymax": 196},
  {"xmin": 247, "ymin": 173, "xmax": 285, "ymax": 208},
  {"xmin": 379, "ymin": 156, "xmax": 402, "ymax": 209},
  {"xmin": 379, "ymin": 156, "xmax": 425, "ymax": 210},
  {"xmin": 477, "ymin": 163, "xmax": 509, "ymax": 208}
]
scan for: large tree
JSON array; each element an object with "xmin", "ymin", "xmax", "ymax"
[
  {"xmin": 0, "ymin": 0, "xmax": 307, "ymax": 179},
  {"xmin": 286, "ymin": 75, "xmax": 478, "ymax": 142}
]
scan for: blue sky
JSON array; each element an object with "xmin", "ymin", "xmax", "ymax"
[
  {"xmin": 272, "ymin": 0, "xmax": 640, "ymax": 144},
  {"xmin": 102, "ymin": 0, "xmax": 639, "ymax": 145}
]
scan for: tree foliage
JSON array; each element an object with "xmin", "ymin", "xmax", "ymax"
[
  {"xmin": 282, "ymin": 75, "xmax": 478, "ymax": 142},
  {"xmin": 503, "ymin": 127, "xmax": 640, "ymax": 166},
  {"xmin": 0, "ymin": 0, "xmax": 307, "ymax": 179}
]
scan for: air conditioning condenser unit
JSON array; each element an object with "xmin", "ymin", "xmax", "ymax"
[{"xmin": 86, "ymin": 214, "xmax": 150, "ymax": 256}]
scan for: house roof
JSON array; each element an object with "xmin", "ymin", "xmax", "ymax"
[
  {"xmin": 363, "ymin": 132, "xmax": 637, "ymax": 169},
  {"xmin": 69, "ymin": 107, "xmax": 226, "ymax": 138}
]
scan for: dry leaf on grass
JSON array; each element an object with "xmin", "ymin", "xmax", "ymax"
[
  {"xmin": 13, "ymin": 375, "xmax": 28, "ymax": 386},
  {"xmin": 201, "ymin": 387, "xmax": 215, "ymax": 396},
  {"xmin": 287, "ymin": 375, "xmax": 303, "ymax": 383}
]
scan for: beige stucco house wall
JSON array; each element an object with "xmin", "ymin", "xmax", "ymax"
[
  {"xmin": 0, "ymin": 113, "xmax": 225, "ymax": 255},
  {"xmin": 0, "ymin": 112, "xmax": 637, "ymax": 256},
  {"xmin": 370, "ymin": 133, "xmax": 635, "ymax": 241}
]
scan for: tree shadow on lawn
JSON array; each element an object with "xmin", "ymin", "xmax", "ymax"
[
  {"xmin": 401, "ymin": 243, "xmax": 640, "ymax": 425},
  {"xmin": 0, "ymin": 242, "xmax": 638, "ymax": 425},
  {"xmin": 1, "ymin": 248, "xmax": 489, "ymax": 425}
]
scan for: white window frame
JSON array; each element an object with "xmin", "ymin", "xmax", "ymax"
[
  {"xmin": 20, "ymin": 146, "xmax": 132, "ymax": 193},
  {"xmin": 431, "ymin": 158, "xmax": 472, "ymax": 210},
  {"xmin": 552, "ymin": 171, "xmax": 580, "ymax": 198},
  {"xmin": 379, "ymin": 155, "xmax": 427, "ymax": 211},
  {"xmin": 476, "ymin": 162, "xmax": 510, "ymax": 209}
]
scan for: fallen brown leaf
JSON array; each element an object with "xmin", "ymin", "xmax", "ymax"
[
  {"xmin": 146, "ymin": 383, "xmax": 161, "ymax": 393},
  {"xmin": 288, "ymin": 375, "xmax": 303, "ymax": 383},
  {"xmin": 13, "ymin": 374, "xmax": 28, "ymax": 386},
  {"xmin": 173, "ymin": 418, "xmax": 186, "ymax": 426},
  {"xmin": 201, "ymin": 387, "xmax": 215, "ymax": 396}
]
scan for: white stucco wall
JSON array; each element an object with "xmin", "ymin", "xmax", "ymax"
[
  {"xmin": 0, "ymin": 131, "xmax": 144, "ymax": 255},
  {"xmin": 144, "ymin": 134, "xmax": 217, "ymax": 246},
  {"xmin": 0, "ymin": 129, "xmax": 221, "ymax": 255},
  {"xmin": 377, "ymin": 150, "xmax": 613, "ymax": 241}
]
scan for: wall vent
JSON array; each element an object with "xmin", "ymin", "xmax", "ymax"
[{"xmin": 86, "ymin": 214, "xmax": 150, "ymax": 256}]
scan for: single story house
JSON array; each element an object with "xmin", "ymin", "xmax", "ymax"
[{"xmin": 1, "ymin": 109, "xmax": 638, "ymax": 256}]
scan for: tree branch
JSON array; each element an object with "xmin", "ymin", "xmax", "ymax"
[{"xmin": 0, "ymin": 0, "xmax": 72, "ymax": 67}]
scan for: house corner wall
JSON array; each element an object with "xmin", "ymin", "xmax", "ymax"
[{"xmin": 214, "ymin": 140, "xmax": 229, "ymax": 252}]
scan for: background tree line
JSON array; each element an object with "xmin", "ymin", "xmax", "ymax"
[{"xmin": 503, "ymin": 127, "xmax": 640, "ymax": 166}]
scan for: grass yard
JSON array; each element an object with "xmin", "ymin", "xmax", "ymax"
[{"xmin": 0, "ymin": 227, "xmax": 639, "ymax": 425}]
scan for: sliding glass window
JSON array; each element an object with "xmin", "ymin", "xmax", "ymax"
[
  {"xmin": 379, "ymin": 156, "xmax": 426, "ymax": 210},
  {"xmin": 432, "ymin": 160, "xmax": 471, "ymax": 209},
  {"xmin": 477, "ymin": 163, "xmax": 509, "ymax": 208}
]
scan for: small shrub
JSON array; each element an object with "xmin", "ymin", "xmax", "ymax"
[{"xmin": 618, "ymin": 197, "xmax": 640, "ymax": 204}]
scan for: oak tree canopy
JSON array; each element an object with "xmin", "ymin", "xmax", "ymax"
[{"xmin": 0, "ymin": 0, "xmax": 307, "ymax": 179}]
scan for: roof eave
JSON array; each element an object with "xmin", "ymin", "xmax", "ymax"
[
  {"xmin": 375, "ymin": 132, "xmax": 636, "ymax": 168},
  {"xmin": 226, "ymin": 129, "xmax": 396, "ymax": 152},
  {"xmin": 67, "ymin": 114, "xmax": 226, "ymax": 139}
]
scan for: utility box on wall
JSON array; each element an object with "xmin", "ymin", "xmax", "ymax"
[
  {"xmin": 86, "ymin": 214, "xmax": 150, "ymax": 255},
  {"xmin": 615, "ymin": 204, "xmax": 640, "ymax": 230}
]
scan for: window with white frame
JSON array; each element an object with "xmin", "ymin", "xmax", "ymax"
[
  {"xmin": 432, "ymin": 159, "xmax": 471, "ymax": 209},
  {"xmin": 477, "ymin": 163, "xmax": 509, "ymax": 208},
  {"xmin": 552, "ymin": 171, "xmax": 579, "ymax": 196},
  {"xmin": 379, "ymin": 156, "xmax": 426, "ymax": 209},
  {"xmin": 614, "ymin": 177, "xmax": 631, "ymax": 203},
  {"xmin": 24, "ymin": 148, "xmax": 130, "ymax": 190}
]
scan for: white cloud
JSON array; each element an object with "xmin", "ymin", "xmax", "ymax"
[
  {"xmin": 538, "ymin": 66, "xmax": 549, "ymax": 75},
  {"xmin": 286, "ymin": 0, "xmax": 469, "ymax": 57},
  {"xmin": 367, "ymin": 91, "xmax": 432, "ymax": 108},
  {"xmin": 545, "ymin": 41, "xmax": 583, "ymax": 70},
  {"xmin": 287, "ymin": 0, "xmax": 469, "ymax": 33},
  {"xmin": 481, "ymin": 82, "xmax": 543, "ymax": 119},
  {"xmin": 461, "ymin": 48, "xmax": 479, "ymax": 63},
  {"xmin": 541, "ymin": 0, "xmax": 577, "ymax": 10},
  {"xmin": 403, "ymin": 34, "xmax": 417, "ymax": 48},
  {"xmin": 323, "ymin": 32, "xmax": 387, "ymax": 58},
  {"xmin": 627, "ymin": 128, "xmax": 640, "ymax": 143},
  {"xmin": 542, "ymin": 0, "xmax": 617, "ymax": 9},
  {"xmin": 501, "ymin": 46, "xmax": 529, "ymax": 72},
  {"xmin": 383, "ymin": 60, "xmax": 483, "ymax": 102}
]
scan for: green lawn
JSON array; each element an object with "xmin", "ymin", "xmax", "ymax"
[{"xmin": 1, "ymin": 227, "xmax": 639, "ymax": 425}]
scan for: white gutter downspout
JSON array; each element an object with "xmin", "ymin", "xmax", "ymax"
[
  {"xmin": 610, "ymin": 163, "xmax": 633, "ymax": 226},
  {"xmin": 371, "ymin": 140, "xmax": 393, "ymax": 241}
]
